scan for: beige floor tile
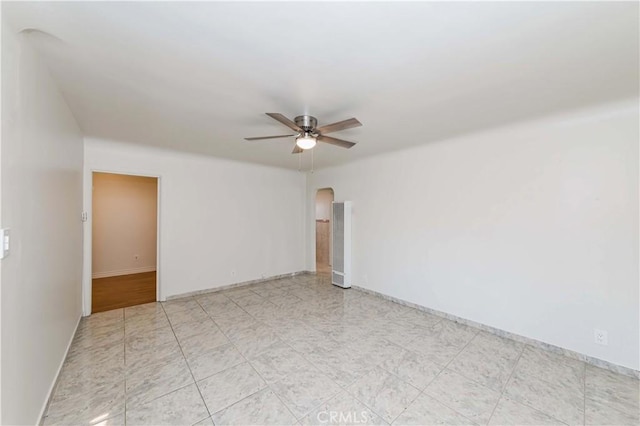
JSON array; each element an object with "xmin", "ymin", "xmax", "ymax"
[
  {"xmin": 179, "ymin": 328, "xmax": 229, "ymax": 360},
  {"xmin": 271, "ymin": 367, "xmax": 342, "ymax": 419},
  {"xmin": 212, "ymin": 387, "xmax": 297, "ymax": 425},
  {"xmin": 44, "ymin": 276, "xmax": 636, "ymax": 426},
  {"xmin": 380, "ymin": 347, "xmax": 442, "ymax": 390},
  {"xmin": 165, "ymin": 305, "xmax": 209, "ymax": 327},
  {"xmin": 585, "ymin": 397, "xmax": 640, "ymax": 426},
  {"xmin": 488, "ymin": 397, "xmax": 566, "ymax": 425},
  {"xmin": 250, "ymin": 341, "xmax": 314, "ymax": 384},
  {"xmin": 424, "ymin": 369, "xmax": 500, "ymax": 425},
  {"xmin": 393, "ymin": 392, "xmax": 474, "ymax": 426},
  {"xmin": 187, "ymin": 342, "xmax": 245, "ymax": 381},
  {"xmin": 301, "ymin": 391, "xmax": 387, "ymax": 425},
  {"xmin": 504, "ymin": 368, "xmax": 584, "ymax": 425},
  {"xmin": 514, "ymin": 346, "xmax": 585, "ymax": 391},
  {"xmin": 347, "ymin": 367, "xmax": 421, "ymax": 423},
  {"xmin": 161, "ymin": 298, "xmax": 201, "ymax": 315},
  {"xmin": 172, "ymin": 317, "xmax": 220, "ymax": 342},
  {"xmin": 585, "ymin": 364, "xmax": 639, "ymax": 417},
  {"xmin": 197, "ymin": 362, "xmax": 267, "ymax": 414},
  {"xmin": 448, "ymin": 331, "xmax": 523, "ymax": 391},
  {"xmin": 126, "ymin": 355, "xmax": 194, "ymax": 408},
  {"xmin": 126, "ymin": 384, "xmax": 209, "ymax": 426}
]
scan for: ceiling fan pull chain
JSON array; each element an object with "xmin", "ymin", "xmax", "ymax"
[
  {"xmin": 298, "ymin": 150, "xmax": 302, "ymax": 172},
  {"xmin": 311, "ymin": 148, "xmax": 314, "ymax": 173}
]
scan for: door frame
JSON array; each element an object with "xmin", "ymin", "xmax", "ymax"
[
  {"xmin": 314, "ymin": 187, "xmax": 334, "ymax": 272},
  {"xmin": 82, "ymin": 169, "xmax": 162, "ymax": 316}
]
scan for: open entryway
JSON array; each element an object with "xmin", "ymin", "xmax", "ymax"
[
  {"xmin": 91, "ymin": 172, "xmax": 158, "ymax": 312},
  {"xmin": 315, "ymin": 188, "xmax": 334, "ymax": 276}
]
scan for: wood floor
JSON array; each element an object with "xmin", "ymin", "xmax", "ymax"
[
  {"xmin": 92, "ymin": 271, "xmax": 156, "ymax": 313},
  {"xmin": 316, "ymin": 262, "xmax": 331, "ymax": 275}
]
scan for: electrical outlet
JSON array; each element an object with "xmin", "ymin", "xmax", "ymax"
[
  {"xmin": 594, "ymin": 329, "xmax": 608, "ymax": 346},
  {"xmin": 231, "ymin": 270, "xmax": 236, "ymax": 277},
  {"xmin": 362, "ymin": 274, "xmax": 369, "ymax": 284},
  {"xmin": 0, "ymin": 229, "xmax": 10, "ymax": 259}
]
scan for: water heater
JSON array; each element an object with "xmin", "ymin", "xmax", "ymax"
[{"xmin": 331, "ymin": 201, "xmax": 352, "ymax": 289}]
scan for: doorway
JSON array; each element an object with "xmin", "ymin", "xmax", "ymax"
[
  {"xmin": 91, "ymin": 172, "xmax": 158, "ymax": 313},
  {"xmin": 315, "ymin": 188, "xmax": 334, "ymax": 275}
]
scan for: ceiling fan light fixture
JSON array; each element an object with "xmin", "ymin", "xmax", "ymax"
[
  {"xmin": 295, "ymin": 133, "xmax": 317, "ymax": 150},
  {"xmin": 245, "ymin": 113, "xmax": 360, "ymax": 153}
]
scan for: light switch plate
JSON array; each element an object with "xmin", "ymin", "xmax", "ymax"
[{"xmin": 0, "ymin": 228, "xmax": 10, "ymax": 260}]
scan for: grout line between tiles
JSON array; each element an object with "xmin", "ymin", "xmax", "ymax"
[
  {"xmin": 227, "ymin": 283, "xmax": 344, "ymax": 422},
  {"xmin": 386, "ymin": 325, "xmax": 483, "ymax": 425},
  {"xmin": 353, "ymin": 285, "xmax": 640, "ymax": 380},
  {"xmin": 230, "ymin": 279, "xmax": 379, "ymax": 423},
  {"xmin": 485, "ymin": 345, "xmax": 525, "ymax": 425},
  {"xmin": 195, "ymin": 292, "xmax": 303, "ymax": 423},
  {"xmin": 196, "ymin": 296, "xmax": 263, "ymax": 408},
  {"xmin": 491, "ymin": 346, "xmax": 572, "ymax": 425},
  {"xmin": 59, "ymin": 276, "xmax": 631, "ymax": 426},
  {"xmin": 160, "ymin": 301, "xmax": 212, "ymax": 422},
  {"xmin": 125, "ymin": 303, "xmax": 209, "ymax": 425}
]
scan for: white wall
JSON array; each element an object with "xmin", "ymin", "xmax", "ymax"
[
  {"xmin": 0, "ymin": 8, "xmax": 4, "ymax": 421},
  {"xmin": 315, "ymin": 188, "xmax": 334, "ymax": 220},
  {"xmin": 92, "ymin": 173, "xmax": 157, "ymax": 278},
  {"xmin": 1, "ymin": 22, "xmax": 84, "ymax": 425},
  {"xmin": 84, "ymin": 139, "xmax": 306, "ymax": 307},
  {"xmin": 306, "ymin": 99, "xmax": 639, "ymax": 371}
]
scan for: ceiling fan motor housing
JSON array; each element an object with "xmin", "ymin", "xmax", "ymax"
[{"xmin": 294, "ymin": 115, "xmax": 317, "ymax": 133}]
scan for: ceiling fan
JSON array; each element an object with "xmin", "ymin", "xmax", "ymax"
[{"xmin": 245, "ymin": 113, "xmax": 362, "ymax": 154}]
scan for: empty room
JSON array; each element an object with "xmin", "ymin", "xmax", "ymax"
[{"xmin": 1, "ymin": 2, "xmax": 638, "ymax": 425}]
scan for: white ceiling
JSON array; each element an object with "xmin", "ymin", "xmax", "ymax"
[{"xmin": 4, "ymin": 1, "xmax": 638, "ymax": 170}]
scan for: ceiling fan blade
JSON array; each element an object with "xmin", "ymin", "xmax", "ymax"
[
  {"xmin": 292, "ymin": 145, "xmax": 303, "ymax": 154},
  {"xmin": 315, "ymin": 118, "xmax": 362, "ymax": 134},
  {"xmin": 266, "ymin": 113, "xmax": 302, "ymax": 132},
  {"xmin": 317, "ymin": 135, "xmax": 356, "ymax": 149},
  {"xmin": 244, "ymin": 134, "xmax": 295, "ymax": 141}
]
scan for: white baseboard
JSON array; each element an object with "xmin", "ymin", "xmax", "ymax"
[
  {"xmin": 165, "ymin": 271, "xmax": 311, "ymax": 300},
  {"xmin": 38, "ymin": 315, "xmax": 82, "ymax": 425},
  {"xmin": 353, "ymin": 285, "xmax": 640, "ymax": 379},
  {"xmin": 92, "ymin": 266, "xmax": 156, "ymax": 279}
]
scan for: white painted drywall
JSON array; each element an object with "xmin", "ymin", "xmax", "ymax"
[
  {"xmin": 306, "ymin": 99, "xmax": 639, "ymax": 370},
  {"xmin": 0, "ymin": 8, "xmax": 4, "ymax": 422},
  {"xmin": 315, "ymin": 188, "xmax": 334, "ymax": 221},
  {"xmin": 84, "ymin": 139, "xmax": 306, "ymax": 307},
  {"xmin": 92, "ymin": 173, "xmax": 157, "ymax": 278},
  {"xmin": 1, "ymin": 22, "xmax": 84, "ymax": 425}
]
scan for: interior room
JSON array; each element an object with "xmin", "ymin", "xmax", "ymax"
[
  {"xmin": 1, "ymin": 2, "xmax": 638, "ymax": 425},
  {"xmin": 91, "ymin": 172, "xmax": 158, "ymax": 313}
]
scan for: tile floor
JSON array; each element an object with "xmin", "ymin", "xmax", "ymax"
[{"xmin": 43, "ymin": 275, "xmax": 639, "ymax": 425}]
